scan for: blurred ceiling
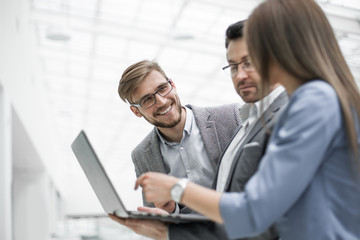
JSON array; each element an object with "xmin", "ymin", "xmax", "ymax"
[{"xmin": 29, "ymin": 0, "xmax": 360, "ymax": 213}]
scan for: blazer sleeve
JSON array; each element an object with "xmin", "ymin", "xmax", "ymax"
[
  {"xmin": 220, "ymin": 82, "xmax": 342, "ymax": 238},
  {"xmin": 131, "ymin": 149, "xmax": 155, "ymax": 208}
]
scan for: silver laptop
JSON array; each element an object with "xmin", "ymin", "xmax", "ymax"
[{"xmin": 71, "ymin": 130, "xmax": 210, "ymax": 223}]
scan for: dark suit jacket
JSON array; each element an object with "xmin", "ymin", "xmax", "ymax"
[
  {"xmin": 131, "ymin": 103, "xmax": 241, "ymax": 207},
  {"xmin": 169, "ymin": 92, "xmax": 288, "ymax": 240}
]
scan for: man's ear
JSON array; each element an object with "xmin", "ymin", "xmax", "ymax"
[
  {"xmin": 169, "ymin": 79, "xmax": 176, "ymax": 89},
  {"xmin": 130, "ymin": 106, "xmax": 143, "ymax": 118}
]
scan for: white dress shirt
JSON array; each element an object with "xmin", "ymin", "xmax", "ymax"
[
  {"xmin": 216, "ymin": 86, "xmax": 285, "ymax": 192},
  {"xmin": 156, "ymin": 106, "xmax": 215, "ymax": 189}
]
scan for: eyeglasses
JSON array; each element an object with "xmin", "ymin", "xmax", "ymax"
[
  {"xmin": 222, "ymin": 59, "xmax": 254, "ymax": 77},
  {"xmin": 131, "ymin": 79, "xmax": 173, "ymax": 109}
]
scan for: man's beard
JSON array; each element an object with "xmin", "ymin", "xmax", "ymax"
[{"xmin": 143, "ymin": 97, "xmax": 183, "ymax": 128}]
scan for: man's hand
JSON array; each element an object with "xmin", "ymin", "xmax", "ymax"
[
  {"xmin": 135, "ymin": 172, "xmax": 178, "ymax": 204},
  {"xmin": 108, "ymin": 206, "xmax": 169, "ymax": 240},
  {"xmin": 154, "ymin": 200, "xmax": 176, "ymax": 213},
  {"xmin": 137, "ymin": 206, "xmax": 169, "ymax": 215}
]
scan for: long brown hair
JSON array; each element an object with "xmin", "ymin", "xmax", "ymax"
[{"xmin": 245, "ymin": 0, "xmax": 360, "ymax": 161}]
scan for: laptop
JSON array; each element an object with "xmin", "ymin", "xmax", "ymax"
[{"xmin": 71, "ymin": 130, "xmax": 210, "ymax": 223}]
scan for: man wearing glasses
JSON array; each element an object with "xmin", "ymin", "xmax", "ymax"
[
  {"xmin": 118, "ymin": 60, "xmax": 241, "ymax": 213},
  {"xmin": 111, "ymin": 21, "xmax": 287, "ymax": 239}
]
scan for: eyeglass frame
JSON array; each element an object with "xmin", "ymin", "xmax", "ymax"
[
  {"xmin": 222, "ymin": 59, "xmax": 254, "ymax": 77},
  {"xmin": 130, "ymin": 79, "xmax": 174, "ymax": 109}
]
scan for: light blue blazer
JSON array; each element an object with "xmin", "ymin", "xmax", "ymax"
[{"xmin": 220, "ymin": 80, "xmax": 360, "ymax": 240}]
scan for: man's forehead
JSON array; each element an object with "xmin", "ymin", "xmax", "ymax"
[{"xmin": 227, "ymin": 39, "xmax": 248, "ymax": 62}]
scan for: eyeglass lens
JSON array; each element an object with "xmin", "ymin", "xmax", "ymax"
[
  {"xmin": 224, "ymin": 60, "xmax": 254, "ymax": 77},
  {"xmin": 140, "ymin": 81, "xmax": 173, "ymax": 109}
]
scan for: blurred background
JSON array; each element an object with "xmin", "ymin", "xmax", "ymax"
[{"xmin": 0, "ymin": 0, "xmax": 359, "ymax": 239}]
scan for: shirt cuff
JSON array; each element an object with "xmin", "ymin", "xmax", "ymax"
[{"xmin": 172, "ymin": 203, "xmax": 180, "ymax": 214}]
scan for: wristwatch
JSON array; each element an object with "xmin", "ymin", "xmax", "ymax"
[{"xmin": 170, "ymin": 178, "xmax": 189, "ymax": 203}]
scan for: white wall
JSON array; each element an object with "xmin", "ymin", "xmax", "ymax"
[
  {"xmin": 12, "ymin": 171, "xmax": 51, "ymax": 240},
  {"xmin": 0, "ymin": 0, "xmax": 65, "ymax": 239},
  {"xmin": 11, "ymin": 109, "xmax": 64, "ymax": 240},
  {"xmin": 0, "ymin": 0, "xmax": 57, "ymax": 182},
  {"xmin": 0, "ymin": 85, "xmax": 13, "ymax": 240}
]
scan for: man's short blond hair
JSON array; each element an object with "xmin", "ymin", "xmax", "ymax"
[{"xmin": 118, "ymin": 60, "xmax": 168, "ymax": 103}]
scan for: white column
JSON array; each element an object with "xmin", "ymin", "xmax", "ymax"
[
  {"xmin": 0, "ymin": 85, "xmax": 13, "ymax": 240},
  {"xmin": 12, "ymin": 171, "xmax": 51, "ymax": 240}
]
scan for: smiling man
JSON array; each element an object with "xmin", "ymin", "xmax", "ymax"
[{"xmin": 118, "ymin": 60, "xmax": 241, "ymax": 213}]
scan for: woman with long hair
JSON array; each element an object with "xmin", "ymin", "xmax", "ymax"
[{"xmin": 135, "ymin": 0, "xmax": 360, "ymax": 239}]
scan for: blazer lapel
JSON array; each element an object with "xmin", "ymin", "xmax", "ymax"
[
  {"xmin": 190, "ymin": 106, "xmax": 222, "ymax": 170},
  {"xmin": 203, "ymin": 120, "xmax": 222, "ymax": 169},
  {"xmin": 222, "ymin": 112, "xmax": 273, "ymax": 190},
  {"xmin": 144, "ymin": 128, "xmax": 167, "ymax": 173},
  {"xmin": 212, "ymin": 125, "xmax": 242, "ymax": 189},
  {"xmin": 223, "ymin": 92, "xmax": 288, "ymax": 191}
]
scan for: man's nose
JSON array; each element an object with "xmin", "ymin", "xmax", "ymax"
[
  {"xmin": 234, "ymin": 66, "xmax": 248, "ymax": 79},
  {"xmin": 154, "ymin": 93, "xmax": 167, "ymax": 105}
]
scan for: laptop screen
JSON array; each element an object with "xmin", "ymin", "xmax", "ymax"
[{"xmin": 71, "ymin": 130, "xmax": 129, "ymax": 217}]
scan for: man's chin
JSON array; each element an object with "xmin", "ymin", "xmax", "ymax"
[
  {"xmin": 240, "ymin": 93, "xmax": 260, "ymax": 103},
  {"xmin": 155, "ymin": 120, "xmax": 181, "ymax": 128}
]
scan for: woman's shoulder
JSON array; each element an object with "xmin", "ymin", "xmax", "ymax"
[
  {"xmin": 292, "ymin": 80, "xmax": 338, "ymax": 105},
  {"xmin": 284, "ymin": 80, "xmax": 341, "ymax": 124},
  {"xmin": 297, "ymin": 79, "xmax": 335, "ymax": 94}
]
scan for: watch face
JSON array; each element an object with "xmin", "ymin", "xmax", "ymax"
[
  {"xmin": 172, "ymin": 185, "xmax": 182, "ymax": 196},
  {"xmin": 171, "ymin": 185, "xmax": 183, "ymax": 202},
  {"xmin": 171, "ymin": 178, "xmax": 188, "ymax": 203}
]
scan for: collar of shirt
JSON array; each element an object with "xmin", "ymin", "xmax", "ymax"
[
  {"xmin": 239, "ymin": 85, "xmax": 285, "ymax": 127},
  {"xmin": 254, "ymin": 85, "xmax": 285, "ymax": 118},
  {"xmin": 155, "ymin": 106, "xmax": 193, "ymax": 146}
]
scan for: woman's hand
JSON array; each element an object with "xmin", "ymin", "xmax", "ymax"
[{"xmin": 135, "ymin": 172, "xmax": 223, "ymax": 223}]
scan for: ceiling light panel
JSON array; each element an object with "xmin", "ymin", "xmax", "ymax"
[
  {"xmin": 69, "ymin": 0, "xmax": 97, "ymax": 19},
  {"xmin": 320, "ymin": 1, "xmax": 360, "ymax": 19},
  {"xmin": 126, "ymin": 41, "xmax": 160, "ymax": 62},
  {"xmin": 198, "ymin": 0, "xmax": 263, "ymax": 11},
  {"xmin": 206, "ymin": 8, "xmax": 250, "ymax": 38},
  {"xmin": 95, "ymin": 35, "xmax": 128, "ymax": 58},
  {"xmin": 100, "ymin": 0, "xmax": 140, "ymax": 24},
  {"xmin": 328, "ymin": 0, "xmax": 360, "ymax": 10},
  {"xmin": 175, "ymin": 2, "xmax": 221, "ymax": 39},
  {"xmin": 94, "ymin": 23, "xmax": 165, "ymax": 47},
  {"xmin": 135, "ymin": 0, "xmax": 183, "ymax": 28},
  {"xmin": 32, "ymin": 0, "xmax": 66, "ymax": 12}
]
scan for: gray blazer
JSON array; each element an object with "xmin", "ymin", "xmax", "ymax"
[
  {"xmin": 169, "ymin": 92, "xmax": 288, "ymax": 240},
  {"xmin": 132, "ymin": 103, "xmax": 241, "ymax": 207}
]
